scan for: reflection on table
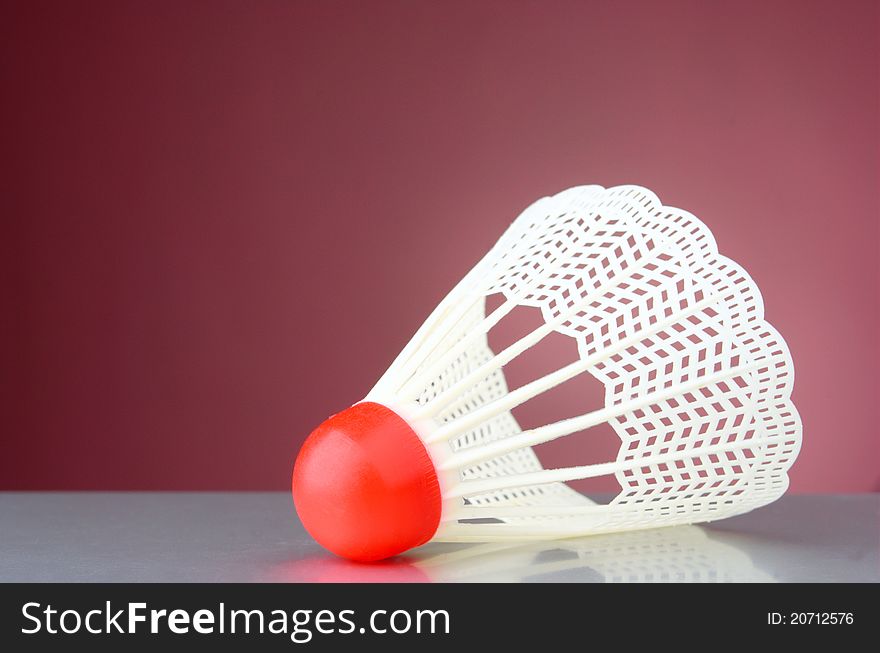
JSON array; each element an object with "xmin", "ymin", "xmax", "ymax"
[{"xmin": 275, "ymin": 525, "xmax": 775, "ymax": 583}]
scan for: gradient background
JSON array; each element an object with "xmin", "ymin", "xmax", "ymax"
[{"xmin": 2, "ymin": 0, "xmax": 877, "ymax": 493}]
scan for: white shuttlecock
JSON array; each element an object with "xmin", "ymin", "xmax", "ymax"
[{"xmin": 292, "ymin": 184, "xmax": 801, "ymax": 562}]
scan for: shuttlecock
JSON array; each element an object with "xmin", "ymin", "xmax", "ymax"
[{"xmin": 292, "ymin": 185, "xmax": 801, "ymax": 562}]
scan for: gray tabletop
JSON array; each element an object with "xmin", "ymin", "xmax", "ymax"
[{"xmin": 0, "ymin": 493, "xmax": 876, "ymax": 583}]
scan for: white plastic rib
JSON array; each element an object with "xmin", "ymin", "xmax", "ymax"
[
  {"xmin": 438, "ymin": 362, "xmax": 759, "ymax": 483},
  {"xmin": 402, "ymin": 242, "xmax": 676, "ymax": 406},
  {"xmin": 424, "ymin": 293, "xmax": 721, "ymax": 441},
  {"xmin": 444, "ymin": 433, "xmax": 760, "ymax": 503},
  {"xmin": 397, "ymin": 297, "xmax": 518, "ymax": 399}
]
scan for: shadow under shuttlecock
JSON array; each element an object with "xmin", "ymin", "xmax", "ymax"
[{"xmin": 267, "ymin": 525, "xmax": 776, "ymax": 583}]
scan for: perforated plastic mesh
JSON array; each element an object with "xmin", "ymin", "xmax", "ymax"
[
  {"xmin": 366, "ymin": 185, "xmax": 801, "ymax": 541},
  {"xmin": 409, "ymin": 298, "xmax": 588, "ymax": 508}
]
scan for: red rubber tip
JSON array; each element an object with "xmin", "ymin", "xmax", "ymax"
[{"xmin": 292, "ymin": 402, "xmax": 441, "ymax": 562}]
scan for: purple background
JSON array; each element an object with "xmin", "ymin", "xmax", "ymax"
[{"xmin": 3, "ymin": 0, "xmax": 878, "ymax": 492}]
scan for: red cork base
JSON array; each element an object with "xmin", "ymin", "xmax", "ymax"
[{"xmin": 292, "ymin": 402, "xmax": 441, "ymax": 562}]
